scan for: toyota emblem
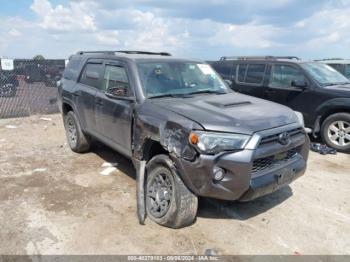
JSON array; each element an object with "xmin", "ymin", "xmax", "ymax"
[{"xmin": 278, "ymin": 132, "xmax": 291, "ymax": 145}]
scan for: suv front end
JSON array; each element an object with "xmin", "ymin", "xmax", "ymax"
[{"xmin": 174, "ymin": 123, "xmax": 309, "ymax": 201}]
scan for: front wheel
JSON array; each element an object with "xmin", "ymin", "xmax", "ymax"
[
  {"xmin": 146, "ymin": 155, "xmax": 198, "ymax": 228},
  {"xmin": 321, "ymin": 113, "xmax": 350, "ymax": 153}
]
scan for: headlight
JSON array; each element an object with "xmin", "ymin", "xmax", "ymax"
[
  {"xmin": 294, "ymin": 111, "xmax": 305, "ymax": 127},
  {"xmin": 189, "ymin": 131, "xmax": 250, "ymax": 154}
]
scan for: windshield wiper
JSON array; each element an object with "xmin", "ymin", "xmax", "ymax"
[
  {"xmin": 147, "ymin": 94, "xmax": 190, "ymax": 99},
  {"xmin": 324, "ymin": 82, "xmax": 350, "ymax": 86},
  {"xmin": 186, "ymin": 90, "xmax": 227, "ymax": 95}
]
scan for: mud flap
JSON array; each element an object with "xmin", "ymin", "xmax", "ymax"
[{"xmin": 135, "ymin": 160, "xmax": 147, "ymax": 225}]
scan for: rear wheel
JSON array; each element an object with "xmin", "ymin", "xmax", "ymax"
[
  {"xmin": 321, "ymin": 113, "xmax": 350, "ymax": 153},
  {"xmin": 146, "ymin": 155, "xmax": 198, "ymax": 228},
  {"xmin": 64, "ymin": 111, "xmax": 91, "ymax": 153}
]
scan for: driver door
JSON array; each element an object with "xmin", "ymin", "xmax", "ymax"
[
  {"xmin": 94, "ymin": 61, "xmax": 134, "ymax": 157},
  {"xmin": 264, "ymin": 63, "xmax": 315, "ymax": 125}
]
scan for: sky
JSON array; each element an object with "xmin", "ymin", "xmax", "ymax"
[{"xmin": 0, "ymin": 0, "xmax": 349, "ymax": 60}]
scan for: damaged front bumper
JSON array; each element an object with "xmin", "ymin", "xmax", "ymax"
[{"xmin": 173, "ymin": 124, "xmax": 310, "ymax": 201}]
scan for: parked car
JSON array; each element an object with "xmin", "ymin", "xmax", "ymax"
[
  {"xmin": 316, "ymin": 58, "xmax": 350, "ymax": 79},
  {"xmin": 58, "ymin": 51, "xmax": 310, "ymax": 228},
  {"xmin": 0, "ymin": 71, "xmax": 17, "ymax": 97},
  {"xmin": 211, "ymin": 56, "xmax": 350, "ymax": 152}
]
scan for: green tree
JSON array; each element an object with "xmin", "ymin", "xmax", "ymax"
[{"xmin": 33, "ymin": 55, "xmax": 45, "ymax": 60}]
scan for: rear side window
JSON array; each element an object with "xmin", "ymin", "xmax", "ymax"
[
  {"xmin": 237, "ymin": 64, "xmax": 266, "ymax": 84},
  {"xmin": 63, "ymin": 56, "xmax": 83, "ymax": 80},
  {"xmin": 79, "ymin": 63, "xmax": 102, "ymax": 89}
]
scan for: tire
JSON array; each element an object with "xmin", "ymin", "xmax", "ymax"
[
  {"xmin": 321, "ymin": 113, "xmax": 350, "ymax": 153},
  {"xmin": 145, "ymin": 154, "xmax": 198, "ymax": 228},
  {"xmin": 63, "ymin": 111, "xmax": 91, "ymax": 153}
]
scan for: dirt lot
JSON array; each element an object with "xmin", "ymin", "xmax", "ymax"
[{"xmin": 0, "ymin": 114, "xmax": 349, "ymax": 255}]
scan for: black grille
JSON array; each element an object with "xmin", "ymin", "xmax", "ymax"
[
  {"xmin": 252, "ymin": 147, "xmax": 301, "ymax": 174},
  {"xmin": 260, "ymin": 127, "xmax": 304, "ymax": 145}
]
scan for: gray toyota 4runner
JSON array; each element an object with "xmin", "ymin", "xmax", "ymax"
[{"xmin": 58, "ymin": 51, "xmax": 310, "ymax": 228}]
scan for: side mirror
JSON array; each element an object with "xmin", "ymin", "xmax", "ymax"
[
  {"xmin": 224, "ymin": 79, "xmax": 233, "ymax": 87},
  {"xmin": 291, "ymin": 80, "xmax": 307, "ymax": 90},
  {"xmin": 105, "ymin": 86, "xmax": 136, "ymax": 101}
]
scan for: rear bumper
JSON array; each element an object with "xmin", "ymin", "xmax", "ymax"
[{"xmin": 174, "ymin": 124, "xmax": 310, "ymax": 201}]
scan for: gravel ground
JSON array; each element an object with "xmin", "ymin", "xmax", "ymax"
[{"xmin": 0, "ymin": 114, "xmax": 349, "ymax": 255}]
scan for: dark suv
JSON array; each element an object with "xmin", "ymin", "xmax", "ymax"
[
  {"xmin": 58, "ymin": 51, "xmax": 309, "ymax": 228},
  {"xmin": 211, "ymin": 56, "xmax": 350, "ymax": 152}
]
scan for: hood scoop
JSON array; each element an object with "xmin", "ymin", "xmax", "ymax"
[{"xmin": 206, "ymin": 100, "xmax": 252, "ymax": 108}]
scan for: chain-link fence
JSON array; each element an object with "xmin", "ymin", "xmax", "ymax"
[{"xmin": 0, "ymin": 59, "xmax": 65, "ymax": 118}]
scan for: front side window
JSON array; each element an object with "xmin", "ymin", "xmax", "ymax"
[
  {"xmin": 237, "ymin": 64, "xmax": 266, "ymax": 84},
  {"xmin": 269, "ymin": 64, "xmax": 305, "ymax": 88},
  {"xmin": 212, "ymin": 62, "xmax": 233, "ymax": 78},
  {"xmin": 79, "ymin": 63, "xmax": 102, "ymax": 88},
  {"xmin": 328, "ymin": 64, "xmax": 343, "ymax": 73},
  {"xmin": 137, "ymin": 62, "xmax": 229, "ymax": 98},
  {"xmin": 103, "ymin": 65, "xmax": 129, "ymax": 93},
  {"xmin": 301, "ymin": 62, "xmax": 350, "ymax": 86},
  {"xmin": 345, "ymin": 64, "xmax": 350, "ymax": 79}
]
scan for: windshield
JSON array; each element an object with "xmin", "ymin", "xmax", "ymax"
[
  {"xmin": 137, "ymin": 61, "xmax": 230, "ymax": 98},
  {"xmin": 301, "ymin": 62, "xmax": 350, "ymax": 86}
]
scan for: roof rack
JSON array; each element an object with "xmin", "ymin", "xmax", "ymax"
[
  {"xmin": 117, "ymin": 51, "xmax": 171, "ymax": 56},
  {"xmin": 220, "ymin": 56, "xmax": 301, "ymax": 61},
  {"xmin": 314, "ymin": 58, "xmax": 344, "ymax": 61},
  {"xmin": 76, "ymin": 50, "xmax": 172, "ymax": 56}
]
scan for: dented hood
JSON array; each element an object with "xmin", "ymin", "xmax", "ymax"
[{"xmin": 151, "ymin": 93, "xmax": 298, "ymax": 135}]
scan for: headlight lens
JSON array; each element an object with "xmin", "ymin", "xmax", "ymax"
[
  {"xmin": 189, "ymin": 131, "xmax": 250, "ymax": 154},
  {"xmin": 294, "ymin": 111, "xmax": 305, "ymax": 127}
]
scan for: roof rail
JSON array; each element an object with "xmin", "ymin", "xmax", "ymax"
[
  {"xmin": 314, "ymin": 58, "xmax": 344, "ymax": 61},
  {"xmin": 76, "ymin": 51, "xmax": 115, "ymax": 55},
  {"xmin": 76, "ymin": 50, "xmax": 172, "ymax": 56},
  {"xmin": 117, "ymin": 51, "xmax": 172, "ymax": 56},
  {"xmin": 220, "ymin": 56, "xmax": 301, "ymax": 61}
]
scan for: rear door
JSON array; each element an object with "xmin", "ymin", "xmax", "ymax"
[
  {"xmin": 233, "ymin": 63, "xmax": 267, "ymax": 98},
  {"xmin": 74, "ymin": 60, "xmax": 103, "ymax": 133},
  {"xmin": 94, "ymin": 61, "xmax": 134, "ymax": 157}
]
